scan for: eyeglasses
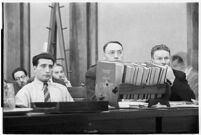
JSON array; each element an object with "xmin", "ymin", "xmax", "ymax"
[
  {"xmin": 15, "ymin": 75, "xmax": 26, "ymax": 81},
  {"xmin": 106, "ymin": 50, "xmax": 123, "ymax": 55}
]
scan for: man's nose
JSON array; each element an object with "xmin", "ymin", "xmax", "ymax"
[
  {"xmin": 58, "ymin": 73, "xmax": 63, "ymax": 78},
  {"xmin": 19, "ymin": 78, "xmax": 24, "ymax": 82},
  {"xmin": 161, "ymin": 58, "xmax": 166, "ymax": 63},
  {"xmin": 161, "ymin": 59, "xmax": 167, "ymax": 65},
  {"xmin": 45, "ymin": 67, "xmax": 51, "ymax": 72},
  {"xmin": 114, "ymin": 52, "xmax": 119, "ymax": 59}
]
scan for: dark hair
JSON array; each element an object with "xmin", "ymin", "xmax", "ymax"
[
  {"xmin": 172, "ymin": 55, "xmax": 184, "ymax": 64},
  {"xmin": 12, "ymin": 67, "xmax": 27, "ymax": 80},
  {"xmin": 103, "ymin": 41, "xmax": 123, "ymax": 52},
  {"xmin": 32, "ymin": 53, "xmax": 55, "ymax": 66},
  {"xmin": 151, "ymin": 44, "xmax": 170, "ymax": 58}
]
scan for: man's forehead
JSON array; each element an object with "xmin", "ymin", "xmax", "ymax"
[
  {"xmin": 105, "ymin": 43, "xmax": 123, "ymax": 51},
  {"xmin": 38, "ymin": 59, "xmax": 53, "ymax": 64},
  {"xmin": 153, "ymin": 50, "xmax": 170, "ymax": 57},
  {"xmin": 53, "ymin": 66, "xmax": 63, "ymax": 71},
  {"xmin": 14, "ymin": 71, "xmax": 25, "ymax": 76}
]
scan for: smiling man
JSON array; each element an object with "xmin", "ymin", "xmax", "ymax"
[
  {"xmin": 16, "ymin": 53, "xmax": 74, "ymax": 108},
  {"xmin": 151, "ymin": 44, "xmax": 195, "ymax": 101}
]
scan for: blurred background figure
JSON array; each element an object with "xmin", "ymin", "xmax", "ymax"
[
  {"xmin": 172, "ymin": 52, "xmax": 198, "ymax": 100},
  {"xmin": 171, "ymin": 55, "xmax": 185, "ymax": 71},
  {"xmin": 151, "ymin": 44, "xmax": 195, "ymax": 101},
  {"xmin": 11, "ymin": 67, "xmax": 29, "ymax": 94},
  {"xmin": 52, "ymin": 64, "xmax": 72, "ymax": 87}
]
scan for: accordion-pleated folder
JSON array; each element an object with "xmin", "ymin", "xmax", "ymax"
[
  {"xmin": 95, "ymin": 61, "xmax": 170, "ymax": 108},
  {"xmin": 95, "ymin": 61, "xmax": 124, "ymax": 107}
]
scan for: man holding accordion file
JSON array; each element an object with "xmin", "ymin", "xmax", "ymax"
[
  {"xmin": 150, "ymin": 44, "xmax": 195, "ymax": 101},
  {"xmin": 91, "ymin": 43, "xmax": 195, "ymax": 107}
]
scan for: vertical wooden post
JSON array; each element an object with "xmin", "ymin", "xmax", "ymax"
[
  {"xmin": 3, "ymin": 3, "xmax": 30, "ymax": 80},
  {"xmin": 21, "ymin": 3, "xmax": 30, "ymax": 76},
  {"xmin": 187, "ymin": 3, "xmax": 198, "ymax": 71},
  {"xmin": 69, "ymin": 3, "xmax": 98, "ymax": 86},
  {"xmin": 87, "ymin": 3, "xmax": 98, "ymax": 68},
  {"xmin": 47, "ymin": 3, "xmax": 57, "ymax": 60}
]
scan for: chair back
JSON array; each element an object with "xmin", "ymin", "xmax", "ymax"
[{"xmin": 68, "ymin": 87, "xmax": 87, "ymax": 101}]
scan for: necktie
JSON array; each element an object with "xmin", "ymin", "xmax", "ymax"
[{"xmin": 43, "ymin": 82, "xmax": 51, "ymax": 102}]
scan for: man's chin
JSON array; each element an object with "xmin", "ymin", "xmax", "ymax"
[
  {"xmin": 113, "ymin": 59, "xmax": 122, "ymax": 62},
  {"xmin": 42, "ymin": 77, "xmax": 51, "ymax": 82}
]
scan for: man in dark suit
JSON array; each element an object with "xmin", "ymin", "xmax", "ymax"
[
  {"xmin": 85, "ymin": 41, "xmax": 124, "ymax": 101},
  {"xmin": 172, "ymin": 54, "xmax": 198, "ymax": 100},
  {"xmin": 151, "ymin": 44, "xmax": 195, "ymax": 101}
]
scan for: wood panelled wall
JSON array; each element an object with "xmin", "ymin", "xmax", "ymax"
[
  {"xmin": 187, "ymin": 3, "xmax": 198, "ymax": 71},
  {"xmin": 3, "ymin": 3, "xmax": 30, "ymax": 81},
  {"xmin": 69, "ymin": 3, "xmax": 98, "ymax": 86}
]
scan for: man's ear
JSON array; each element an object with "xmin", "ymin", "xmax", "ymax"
[
  {"xmin": 151, "ymin": 58, "xmax": 154, "ymax": 63},
  {"xmin": 33, "ymin": 66, "xmax": 37, "ymax": 72}
]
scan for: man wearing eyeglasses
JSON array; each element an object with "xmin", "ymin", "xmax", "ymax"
[
  {"xmin": 12, "ymin": 67, "xmax": 29, "ymax": 94},
  {"xmin": 85, "ymin": 41, "xmax": 124, "ymax": 101}
]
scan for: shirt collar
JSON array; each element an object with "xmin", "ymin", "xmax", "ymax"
[
  {"xmin": 33, "ymin": 77, "xmax": 43, "ymax": 84},
  {"xmin": 33, "ymin": 77, "xmax": 51, "ymax": 88},
  {"xmin": 49, "ymin": 78, "xmax": 53, "ymax": 83}
]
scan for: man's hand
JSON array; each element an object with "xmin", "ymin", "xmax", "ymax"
[
  {"xmin": 166, "ymin": 66, "xmax": 175, "ymax": 84},
  {"xmin": 61, "ymin": 75, "xmax": 72, "ymax": 87}
]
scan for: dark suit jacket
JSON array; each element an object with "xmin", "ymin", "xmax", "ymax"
[
  {"xmin": 85, "ymin": 65, "xmax": 195, "ymax": 101},
  {"xmin": 85, "ymin": 65, "xmax": 97, "ymax": 101},
  {"xmin": 52, "ymin": 77, "xmax": 66, "ymax": 87},
  {"xmin": 170, "ymin": 69, "xmax": 195, "ymax": 101}
]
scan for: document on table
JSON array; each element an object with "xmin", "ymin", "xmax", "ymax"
[
  {"xmin": 118, "ymin": 100, "xmax": 148, "ymax": 108},
  {"xmin": 151, "ymin": 101, "xmax": 198, "ymax": 108},
  {"xmin": 169, "ymin": 101, "xmax": 198, "ymax": 108},
  {"xmin": 118, "ymin": 100, "xmax": 198, "ymax": 109}
]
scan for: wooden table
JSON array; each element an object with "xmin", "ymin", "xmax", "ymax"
[{"xmin": 3, "ymin": 107, "xmax": 198, "ymax": 133}]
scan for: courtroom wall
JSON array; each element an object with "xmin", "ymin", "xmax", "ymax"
[
  {"xmin": 30, "ymin": 3, "xmax": 188, "ymax": 76},
  {"xmin": 98, "ymin": 3, "xmax": 187, "ymax": 62}
]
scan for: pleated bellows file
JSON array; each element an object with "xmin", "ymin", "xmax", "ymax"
[{"xmin": 95, "ymin": 61, "xmax": 124, "ymax": 107}]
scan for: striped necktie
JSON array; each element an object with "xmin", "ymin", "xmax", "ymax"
[{"xmin": 43, "ymin": 82, "xmax": 50, "ymax": 102}]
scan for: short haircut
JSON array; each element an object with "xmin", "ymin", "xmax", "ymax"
[
  {"xmin": 32, "ymin": 53, "xmax": 55, "ymax": 66},
  {"xmin": 103, "ymin": 41, "xmax": 123, "ymax": 52},
  {"xmin": 151, "ymin": 44, "xmax": 171, "ymax": 58},
  {"xmin": 12, "ymin": 67, "xmax": 27, "ymax": 80},
  {"xmin": 172, "ymin": 55, "xmax": 184, "ymax": 64}
]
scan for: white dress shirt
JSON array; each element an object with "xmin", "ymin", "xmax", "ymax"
[{"xmin": 15, "ymin": 78, "xmax": 74, "ymax": 108}]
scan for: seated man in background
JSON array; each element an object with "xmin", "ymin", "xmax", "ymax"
[
  {"xmin": 85, "ymin": 41, "xmax": 124, "ymax": 101},
  {"xmin": 151, "ymin": 44, "xmax": 195, "ymax": 101},
  {"xmin": 12, "ymin": 67, "xmax": 29, "ymax": 94},
  {"xmin": 52, "ymin": 64, "xmax": 72, "ymax": 87},
  {"xmin": 172, "ymin": 55, "xmax": 185, "ymax": 71},
  {"xmin": 16, "ymin": 53, "xmax": 74, "ymax": 108},
  {"xmin": 172, "ymin": 54, "xmax": 198, "ymax": 100}
]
